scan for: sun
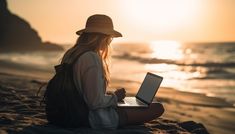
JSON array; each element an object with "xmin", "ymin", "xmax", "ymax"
[{"xmin": 121, "ymin": 0, "xmax": 199, "ymax": 33}]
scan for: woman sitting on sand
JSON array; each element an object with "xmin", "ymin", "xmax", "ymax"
[{"xmin": 60, "ymin": 14, "xmax": 164, "ymax": 129}]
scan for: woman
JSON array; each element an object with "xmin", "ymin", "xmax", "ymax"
[{"xmin": 61, "ymin": 14, "xmax": 164, "ymax": 129}]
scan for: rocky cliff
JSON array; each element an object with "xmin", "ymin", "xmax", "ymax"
[{"xmin": 0, "ymin": 0, "xmax": 64, "ymax": 52}]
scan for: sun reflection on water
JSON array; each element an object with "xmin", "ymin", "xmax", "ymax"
[
  {"xmin": 145, "ymin": 40, "xmax": 205, "ymax": 90},
  {"xmin": 150, "ymin": 40, "xmax": 183, "ymax": 60}
]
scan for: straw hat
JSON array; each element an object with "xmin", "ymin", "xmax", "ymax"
[{"xmin": 76, "ymin": 14, "xmax": 122, "ymax": 37}]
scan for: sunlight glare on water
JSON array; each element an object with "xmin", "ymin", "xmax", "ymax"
[
  {"xmin": 150, "ymin": 40, "xmax": 183, "ymax": 60},
  {"xmin": 145, "ymin": 41, "xmax": 206, "ymax": 92}
]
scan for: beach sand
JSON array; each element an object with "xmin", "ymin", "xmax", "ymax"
[
  {"xmin": 0, "ymin": 71, "xmax": 234, "ymax": 134},
  {"xmin": 0, "ymin": 58, "xmax": 235, "ymax": 134}
]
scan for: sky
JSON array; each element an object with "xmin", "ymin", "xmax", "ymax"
[{"xmin": 7, "ymin": 0, "xmax": 235, "ymax": 44}]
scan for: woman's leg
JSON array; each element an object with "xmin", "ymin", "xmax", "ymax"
[{"xmin": 118, "ymin": 102, "xmax": 164, "ymax": 126}]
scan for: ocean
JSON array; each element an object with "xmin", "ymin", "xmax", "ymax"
[{"xmin": 1, "ymin": 41, "xmax": 235, "ymax": 105}]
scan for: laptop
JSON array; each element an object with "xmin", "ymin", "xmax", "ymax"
[{"xmin": 117, "ymin": 72, "xmax": 163, "ymax": 108}]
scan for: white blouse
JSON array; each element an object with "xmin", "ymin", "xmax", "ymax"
[{"xmin": 73, "ymin": 51, "xmax": 119, "ymax": 129}]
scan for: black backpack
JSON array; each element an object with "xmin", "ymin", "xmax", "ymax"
[{"xmin": 43, "ymin": 52, "xmax": 89, "ymax": 128}]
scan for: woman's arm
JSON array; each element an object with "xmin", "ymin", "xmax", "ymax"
[
  {"xmin": 74, "ymin": 52, "xmax": 118, "ymax": 110},
  {"xmin": 82, "ymin": 66, "xmax": 118, "ymax": 110}
]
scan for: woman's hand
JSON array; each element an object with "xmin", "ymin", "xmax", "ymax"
[
  {"xmin": 106, "ymin": 91, "xmax": 114, "ymax": 95},
  {"xmin": 114, "ymin": 88, "xmax": 126, "ymax": 102}
]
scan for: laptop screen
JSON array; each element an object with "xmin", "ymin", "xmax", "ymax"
[{"xmin": 136, "ymin": 72, "xmax": 163, "ymax": 104}]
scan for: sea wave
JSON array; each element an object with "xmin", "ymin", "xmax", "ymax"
[
  {"xmin": 113, "ymin": 53, "xmax": 235, "ymax": 80},
  {"xmin": 113, "ymin": 53, "xmax": 235, "ymax": 68},
  {"xmin": 189, "ymin": 70, "xmax": 235, "ymax": 80}
]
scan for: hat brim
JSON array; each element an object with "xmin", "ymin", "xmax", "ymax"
[{"xmin": 76, "ymin": 28, "xmax": 122, "ymax": 37}]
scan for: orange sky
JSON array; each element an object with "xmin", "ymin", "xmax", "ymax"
[{"xmin": 7, "ymin": 0, "xmax": 235, "ymax": 44}]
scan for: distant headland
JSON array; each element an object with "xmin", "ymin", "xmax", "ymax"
[{"xmin": 0, "ymin": 0, "xmax": 64, "ymax": 52}]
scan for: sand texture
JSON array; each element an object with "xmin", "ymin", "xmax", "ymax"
[{"xmin": 0, "ymin": 73, "xmax": 212, "ymax": 134}]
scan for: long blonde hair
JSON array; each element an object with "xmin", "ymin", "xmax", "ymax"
[{"xmin": 61, "ymin": 33, "xmax": 112, "ymax": 87}]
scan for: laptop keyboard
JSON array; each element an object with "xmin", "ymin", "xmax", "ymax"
[{"xmin": 124, "ymin": 98, "xmax": 145, "ymax": 105}]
